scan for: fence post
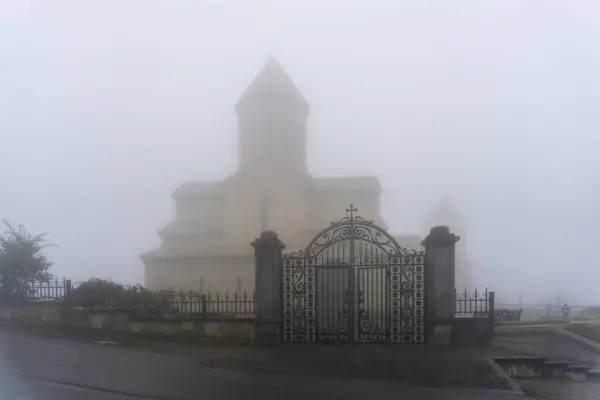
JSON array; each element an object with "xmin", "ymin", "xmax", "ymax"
[
  {"xmin": 422, "ymin": 226, "xmax": 459, "ymax": 345},
  {"xmin": 65, "ymin": 280, "xmax": 72, "ymax": 301},
  {"xmin": 252, "ymin": 231, "xmax": 285, "ymax": 343},
  {"xmin": 201, "ymin": 294, "xmax": 208, "ymax": 317},
  {"xmin": 1, "ymin": 275, "xmax": 9, "ymax": 302},
  {"xmin": 489, "ymin": 291, "xmax": 496, "ymax": 333}
]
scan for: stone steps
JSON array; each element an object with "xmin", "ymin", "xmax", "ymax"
[
  {"xmin": 493, "ymin": 356, "xmax": 600, "ymax": 382},
  {"xmin": 587, "ymin": 367, "xmax": 600, "ymax": 382}
]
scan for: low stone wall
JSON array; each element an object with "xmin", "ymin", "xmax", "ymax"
[
  {"xmin": 0, "ymin": 302, "xmax": 498, "ymax": 345},
  {"xmin": 452, "ymin": 317, "xmax": 494, "ymax": 347},
  {"xmin": 0, "ymin": 302, "xmax": 256, "ymax": 341},
  {"xmin": 128, "ymin": 318, "xmax": 256, "ymax": 340},
  {"xmin": 0, "ymin": 301, "xmax": 65, "ymax": 323}
]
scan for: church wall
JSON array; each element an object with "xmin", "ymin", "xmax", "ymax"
[
  {"xmin": 162, "ymin": 232, "xmax": 228, "ymax": 252},
  {"xmin": 349, "ymin": 192, "xmax": 380, "ymax": 221},
  {"xmin": 144, "ymin": 256, "xmax": 255, "ymax": 293},
  {"xmin": 222, "ymin": 181, "xmax": 262, "ymax": 251},
  {"xmin": 307, "ymin": 189, "xmax": 382, "ymax": 228},
  {"xmin": 221, "ymin": 174, "xmax": 311, "ymax": 253},
  {"xmin": 267, "ymin": 182, "xmax": 310, "ymax": 242},
  {"xmin": 175, "ymin": 194, "xmax": 224, "ymax": 227},
  {"xmin": 144, "ymin": 261, "xmax": 170, "ymax": 291},
  {"xmin": 237, "ymin": 112, "xmax": 264, "ymax": 171},
  {"xmin": 270, "ymin": 114, "xmax": 307, "ymax": 172},
  {"xmin": 238, "ymin": 100, "xmax": 308, "ymax": 174},
  {"xmin": 306, "ymin": 189, "xmax": 345, "ymax": 229},
  {"xmin": 197, "ymin": 256, "xmax": 255, "ymax": 293}
]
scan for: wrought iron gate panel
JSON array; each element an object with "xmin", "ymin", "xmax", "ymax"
[
  {"xmin": 282, "ymin": 258, "xmax": 316, "ymax": 343},
  {"xmin": 389, "ymin": 255, "xmax": 425, "ymax": 343},
  {"xmin": 356, "ymin": 266, "xmax": 389, "ymax": 342},
  {"xmin": 316, "ymin": 266, "xmax": 350, "ymax": 342},
  {"xmin": 282, "ymin": 205, "xmax": 426, "ymax": 343}
]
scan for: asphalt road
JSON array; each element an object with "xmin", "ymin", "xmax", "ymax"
[{"xmin": 0, "ymin": 330, "xmax": 521, "ymax": 400}]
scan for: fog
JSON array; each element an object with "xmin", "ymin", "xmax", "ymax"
[{"xmin": 1, "ymin": 0, "xmax": 599, "ymax": 304}]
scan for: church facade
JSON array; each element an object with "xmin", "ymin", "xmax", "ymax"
[{"xmin": 141, "ymin": 58, "xmax": 472, "ymax": 293}]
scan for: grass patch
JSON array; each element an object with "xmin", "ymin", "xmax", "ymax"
[
  {"xmin": 495, "ymin": 319, "xmax": 568, "ymax": 326},
  {"xmin": 566, "ymin": 323, "xmax": 600, "ymax": 343},
  {"xmin": 0, "ymin": 319, "xmax": 252, "ymax": 348}
]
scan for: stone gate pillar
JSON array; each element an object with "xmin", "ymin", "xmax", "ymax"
[
  {"xmin": 422, "ymin": 226, "xmax": 459, "ymax": 344},
  {"xmin": 251, "ymin": 231, "xmax": 286, "ymax": 343}
]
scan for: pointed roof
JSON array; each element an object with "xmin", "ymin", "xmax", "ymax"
[{"xmin": 236, "ymin": 57, "xmax": 308, "ymax": 114}]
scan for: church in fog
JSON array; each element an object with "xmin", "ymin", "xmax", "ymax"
[{"xmin": 140, "ymin": 58, "xmax": 471, "ymax": 293}]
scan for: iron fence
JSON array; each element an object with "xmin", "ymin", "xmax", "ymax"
[
  {"xmin": 0, "ymin": 277, "xmax": 71, "ymax": 301},
  {"xmin": 161, "ymin": 290, "xmax": 255, "ymax": 317},
  {"xmin": 494, "ymin": 308, "xmax": 523, "ymax": 322},
  {"xmin": 0, "ymin": 276, "xmax": 255, "ymax": 317},
  {"xmin": 455, "ymin": 289, "xmax": 494, "ymax": 318},
  {"xmin": 495, "ymin": 302, "xmax": 578, "ymax": 321}
]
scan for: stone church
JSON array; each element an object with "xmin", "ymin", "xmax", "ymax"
[{"xmin": 141, "ymin": 58, "xmax": 472, "ymax": 293}]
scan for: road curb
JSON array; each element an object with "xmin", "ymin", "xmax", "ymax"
[
  {"xmin": 495, "ymin": 324, "xmax": 558, "ymax": 334},
  {"xmin": 554, "ymin": 326, "xmax": 600, "ymax": 352}
]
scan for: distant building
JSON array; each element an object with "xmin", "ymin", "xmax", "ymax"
[{"xmin": 140, "ymin": 58, "xmax": 435, "ymax": 292}]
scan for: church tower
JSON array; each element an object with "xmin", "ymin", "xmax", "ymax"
[
  {"xmin": 235, "ymin": 58, "xmax": 309, "ymax": 178},
  {"xmin": 141, "ymin": 58, "xmax": 407, "ymax": 292},
  {"xmin": 222, "ymin": 58, "xmax": 312, "ymax": 246}
]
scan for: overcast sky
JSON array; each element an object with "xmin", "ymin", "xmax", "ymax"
[{"xmin": 1, "ymin": 0, "xmax": 599, "ymax": 304}]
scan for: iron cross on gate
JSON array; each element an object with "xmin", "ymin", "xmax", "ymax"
[{"xmin": 345, "ymin": 204, "xmax": 358, "ymax": 220}]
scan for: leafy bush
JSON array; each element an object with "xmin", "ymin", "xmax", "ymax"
[
  {"xmin": 0, "ymin": 221, "xmax": 54, "ymax": 300},
  {"xmin": 133, "ymin": 287, "xmax": 177, "ymax": 317},
  {"xmin": 70, "ymin": 278, "xmax": 175, "ymax": 317},
  {"xmin": 70, "ymin": 278, "xmax": 123, "ymax": 308}
]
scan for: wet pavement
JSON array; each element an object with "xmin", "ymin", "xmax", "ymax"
[
  {"xmin": 0, "ymin": 330, "xmax": 522, "ymax": 399},
  {"xmin": 493, "ymin": 330, "xmax": 600, "ymax": 399},
  {"xmin": 493, "ymin": 331, "xmax": 600, "ymax": 366},
  {"xmin": 520, "ymin": 379, "xmax": 600, "ymax": 400}
]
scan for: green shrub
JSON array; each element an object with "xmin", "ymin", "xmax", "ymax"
[
  {"xmin": 70, "ymin": 278, "xmax": 124, "ymax": 308},
  {"xmin": 70, "ymin": 278, "xmax": 174, "ymax": 317},
  {"xmin": 0, "ymin": 221, "xmax": 54, "ymax": 300}
]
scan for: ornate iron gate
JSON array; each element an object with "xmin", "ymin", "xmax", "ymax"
[{"xmin": 281, "ymin": 206, "xmax": 426, "ymax": 343}]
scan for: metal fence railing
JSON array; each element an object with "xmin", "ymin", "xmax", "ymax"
[
  {"xmin": 494, "ymin": 308, "xmax": 523, "ymax": 321},
  {"xmin": 162, "ymin": 290, "xmax": 255, "ymax": 317},
  {"xmin": 0, "ymin": 277, "xmax": 72, "ymax": 301},
  {"xmin": 455, "ymin": 288, "xmax": 494, "ymax": 318},
  {"xmin": 0, "ymin": 276, "xmax": 255, "ymax": 318}
]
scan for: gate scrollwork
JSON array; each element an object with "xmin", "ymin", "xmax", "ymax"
[{"xmin": 282, "ymin": 205, "xmax": 426, "ymax": 343}]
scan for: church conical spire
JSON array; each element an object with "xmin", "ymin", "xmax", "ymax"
[{"xmin": 236, "ymin": 57, "xmax": 308, "ymax": 115}]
